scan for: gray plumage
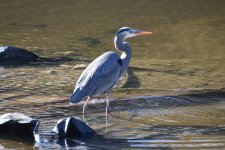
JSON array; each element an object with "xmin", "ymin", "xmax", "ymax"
[
  {"xmin": 70, "ymin": 27, "xmax": 152, "ymax": 118},
  {"xmin": 71, "ymin": 51, "xmax": 121, "ymax": 102}
]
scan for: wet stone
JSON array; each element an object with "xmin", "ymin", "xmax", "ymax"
[
  {"xmin": 73, "ymin": 64, "xmax": 87, "ymax": 69},
  {"xmin": 59, "ymin": 64, "xmax": 72, "ymax": 69},
  {"xmin": 62, "ymin": 51, "xmax": 76, "ymax": 55},
  {"xmin": 50, "ymin": 70, "xmax": 58, "ymax": 75},
  {"xmin": 0, "ymin": 46, "xmax": 39, "ymax": 62},
  {"xmin": 52, "ymin": 117, "xmax": 96, "ymax": 140},
  {"xmin": 0, "ymin": 113, "xmax": 96, "ymax": 144},
  {"xmin": 0, "ymin": 113, "xmax": 39, "ymax": 140}
]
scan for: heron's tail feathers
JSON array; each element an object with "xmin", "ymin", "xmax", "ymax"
[{"xmin": 70, "ymin": 88, "xmax": 85, "ymax": 103}]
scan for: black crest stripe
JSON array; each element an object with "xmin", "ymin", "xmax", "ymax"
[{"xmin": 116, "ymin": 28, "xmax": 131, "ymax": 35}]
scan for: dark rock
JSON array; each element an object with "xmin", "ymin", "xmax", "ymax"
[
  {"xmin": 0, "ymin": 113, "xmax": 39, "ymax": 141},
  {"xmin": 52, "ymin": 117, "xmax": 96, "ymax": 140},
  {"xmin": 0, "ymin": 46, "xmax": 39, "ymax": 62},
  {"xmin": 0, "ymin": 113, "xmax": 96, "ymax": 145}
]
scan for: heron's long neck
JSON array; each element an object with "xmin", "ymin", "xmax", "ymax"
[{"xmin": 114, "ymin": 36, "xmax": 132, "ymax": 77}]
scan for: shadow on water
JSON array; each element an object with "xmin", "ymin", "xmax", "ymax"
[
  {"xmin": 122, "ymin": 65, "xmax": 198, "ymax": 89},
  {"xmin": 38, "ymin": 56, "xmax": 74, "ymax": 66},
  {"xmin": 51, "ymin": 134, "xmax": 172, "ymax": 150},
  {"xmin": 123, "ymin": 68, "xmax": 141, "ymax": 88},
  {"xmin": 1, "ymin": 88, "xmax": 222, "ymax": 122},
  {"xmin": 77, "ymin": 88, "xmax": 225, "ymax": 113},
  {"xmin": 130, "ymin": 66, "xmax": 189, "ymax": 76},
  {"xmin": 1, "ymin": 88, "xmax": 225, "ymax": 115},
  {"xmin": 0, "ymin": 56, "xmax": 73, "ymax": 68},
  {"xmin": 0, "ymin": 135, "xmax": 34, "ymax": 146}
]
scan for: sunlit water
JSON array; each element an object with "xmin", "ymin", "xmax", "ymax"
[{"xmin": 0, "ymin": 0, "xmax": 225, "ymax": 149}]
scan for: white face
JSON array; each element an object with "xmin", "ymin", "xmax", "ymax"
[
  {"xmin": 124, "ymin": 31, "xmax": 136, "ymax": 39},
  {"xmin": 116, "ymin": 27, "xmax": 138, "ymax": 40}
]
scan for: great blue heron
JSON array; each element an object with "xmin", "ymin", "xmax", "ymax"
[{"xmin": 70, "ymin": 27, "xmax": 152, "ymax": 119}]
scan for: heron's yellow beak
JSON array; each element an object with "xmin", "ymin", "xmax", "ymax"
[{"xmin": 138, "ymin": 31, "xmax": 152, "ymax": 35}]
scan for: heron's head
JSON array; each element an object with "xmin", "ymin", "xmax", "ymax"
[{"xmin": 115, "ymin": 27, "xmax": 152, "ymax": 40}]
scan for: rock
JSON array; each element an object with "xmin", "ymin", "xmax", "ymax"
[
  {"xmin": 50, "ymin": 70, "xmax": 58, "ymax": 75},
  {"xmin": 55, "ymin": 51, "xmax": 75, "ymax": 55},
  {"xmin": 52, "ymin": 117, "xmax": 96, "ymax": 139},
  {"xmin": 0, "ymin": 46, "xmax": 39, "ymax": 62},
  {"xmin": 33, "ymin": 121, "xmax": 48, "ymax": 143},
  {"xmin": 59, "ymin": 64, "xmax": 72, "ymax": 69},
  {"xmin": 0, "ymin": 113, "xmax": 96, "ymax": 145},
  {"xmin": 73, "ymin": 64, "xmax": 87, "ymax": 69},
  {"xmin": 0, "ymin": 113, "xmax": 39, "ymax": 141}
]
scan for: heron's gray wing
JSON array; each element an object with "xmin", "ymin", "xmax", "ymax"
[
  {"xmin": 75, "ymin": 51, "xmax": 122, "ymax": 95},
  {"xmin": 76, "ymin": 66, "xmax": 90, "ymax": 87}
]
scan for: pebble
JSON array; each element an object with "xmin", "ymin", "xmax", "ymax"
[{"xmin": 73, "ymin": 64, "xmax": 87, "ymax": 69}]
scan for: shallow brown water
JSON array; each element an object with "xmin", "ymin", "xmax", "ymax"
[{"xmin": 0, "ymin": 0, "xmax": 225, "ymax": 149}]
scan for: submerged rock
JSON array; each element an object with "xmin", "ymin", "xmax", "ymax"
[
  {"xmin": 0, "ymin": 46, "xmax": 39, "ymax": 62},
  {"xmin": 52, "ymin": 117, "xmax": 96, "ymax": 139},
  {"xmin": 0, "ymin": 113, "xmax": 39, "ymax": 140}
]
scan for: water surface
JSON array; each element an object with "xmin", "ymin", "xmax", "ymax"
[{"xmin": 0, "ymin": 0, "xmax": 225, "ymax": 149}]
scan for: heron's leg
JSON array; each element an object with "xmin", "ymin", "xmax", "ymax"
[
  {"xmin": 83, "ymin": 96, "xmax": 90, "ymax": 120},
  {"xmin": 107, "ymin": 92, "xmax": 113, "ymax": 114},
  {"xmin": 106, "ymin": 92, "xmax": 111, "ymax": 116},
  {"xmin": 105, "ymin": 93, "xmax": 109, "ymax": 131}
]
